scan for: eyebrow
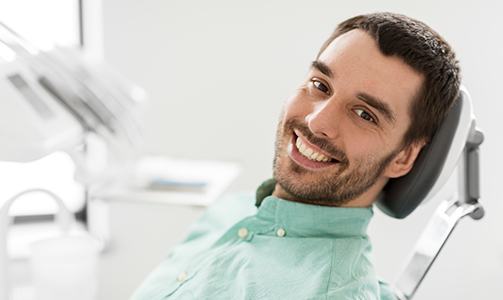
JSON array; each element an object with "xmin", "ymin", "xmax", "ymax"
[
  {"xmin": 311, "ymin": 60, "xmax": 333, "ymax": 78},
  {"xmin": 357, "ymin": 92, "xmax": 396, "ymax": 124}
]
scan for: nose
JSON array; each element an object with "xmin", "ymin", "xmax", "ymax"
[{"xmin": 305, "ymin": 99, "xmax": 341, "ymax": 139}]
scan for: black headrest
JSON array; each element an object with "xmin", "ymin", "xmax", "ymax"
[{"xmin": 376, "ymin": 92, "xmax": 465, "ymax": 219}]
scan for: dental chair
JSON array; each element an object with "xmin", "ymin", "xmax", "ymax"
[{"xmin": 377, "ymin": 86, "xmax": 484, "ymax": 300}]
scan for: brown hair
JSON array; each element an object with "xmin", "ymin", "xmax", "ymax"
[{"xmin": 317, "ymin": 12, "xmax": 460, "ymax": 147}]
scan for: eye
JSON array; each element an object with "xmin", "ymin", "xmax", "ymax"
[
  {"xmin": 310, "ymin": 78, "xmax": 330, "ymax": 95},
  {"xmin": 354, "ymin": 108, "xmax": 377, "ymax": 124}
]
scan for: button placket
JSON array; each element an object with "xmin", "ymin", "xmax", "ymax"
[
  {"xmin": 176, "ymin": 271, "xmax": 188, "ymax": 283},
  {"xmin": 237, "ymin": 226, "xmax": 255, "ymax": 241},
  {"xmin": 276, "ymin": 227, "xmax": 286, "ymax": 237},
  {"xmin": 238, "ymin": 227, "xmax": 248, "ymax": 239}
]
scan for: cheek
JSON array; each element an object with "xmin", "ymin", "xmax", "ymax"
[{"xmin": 343, "ymin": 130, "xmax": 387, "ymax": 162}]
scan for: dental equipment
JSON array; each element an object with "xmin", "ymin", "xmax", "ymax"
[
  {"xmin": 377, "ymin": 87, "xmax": 484, "ymax": 299},
  {"xmin": 0, "ymin": 21, "xmax": 146, "ymax": 300}
]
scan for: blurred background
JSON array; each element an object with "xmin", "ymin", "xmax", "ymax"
[{"xmin": 1, "ymin": 0, "xmax": 502, "ymax": 299}]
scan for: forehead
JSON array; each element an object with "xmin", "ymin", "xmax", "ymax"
[{"xmin": 318, "ymin": 29, "xmax": 424, "ymax": 126}]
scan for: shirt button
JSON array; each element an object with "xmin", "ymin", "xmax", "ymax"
[
  {"xmin": 238, "ymin": 227, "xmax": 249, "ymax": 239},
  {"xmin": 276, "ymin": 227, "xmax": 286, "ymax": 237},
  {"xmin": 176, "ymin": 271, "xmax": 188, "ymax": 282}
]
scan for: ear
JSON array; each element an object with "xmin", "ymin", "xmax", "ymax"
[{"xmin": 384, "ymin": 140, "xmax": 427, "ymax": 179}]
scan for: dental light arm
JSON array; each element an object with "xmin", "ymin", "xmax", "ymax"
[{"xmin": 0, "ymin": 22, "xmax": 146, "ymax": 182}]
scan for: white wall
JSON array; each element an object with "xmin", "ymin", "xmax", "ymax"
[{"xmin": 101, "ymin": 1, "xmax": 503, "ymax": 299}]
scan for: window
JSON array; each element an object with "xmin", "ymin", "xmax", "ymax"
[{"xmin": 0, "ymin": 0, "xmax": 81, "ymax": 50}]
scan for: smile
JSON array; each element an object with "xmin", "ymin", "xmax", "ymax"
[
  {"xmin": 295, "ymin": 136, "xmax": 332, "ymax": 162},
  {"xmin": 288, "ymin": 130, "xmax": 339, "ymax": 170}
]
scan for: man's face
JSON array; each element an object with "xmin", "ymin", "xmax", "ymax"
[{"xmin": 273, "ymin": 29, "xmax": 424, "ymax": 206}]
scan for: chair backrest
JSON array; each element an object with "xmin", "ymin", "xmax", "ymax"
[{"xmin": 377, "ymin": 87, "xmax": 475, "ymax": 218}]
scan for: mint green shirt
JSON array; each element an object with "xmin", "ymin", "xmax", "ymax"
[{"xmin": 131, "ymin": 192, "xmax": 396, "ymax": 300}]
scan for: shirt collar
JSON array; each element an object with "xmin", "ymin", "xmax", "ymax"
[{"xmin": 255, "ymin": 195, "xmax": 373, "ymax": 238}]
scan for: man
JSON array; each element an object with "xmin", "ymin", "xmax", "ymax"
[{"xmin": 132, "ymin": 12, "xmax": 460, "ymax": 299}]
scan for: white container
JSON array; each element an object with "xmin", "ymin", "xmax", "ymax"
[{"xmin": 30, "ymin": 235, "xmax": 100, "ymax": 300}]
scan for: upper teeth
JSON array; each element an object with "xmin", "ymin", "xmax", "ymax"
[{"xmin": 295, "ymin": 137, "xmax": 331, "ymax": 162}]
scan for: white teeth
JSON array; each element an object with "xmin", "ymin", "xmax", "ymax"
[
  {"xmin": 295, "ymin": 137, "xmax": 331, "ymax": 162},
  {"xmin": 299, "ymin": 143, "xmax": 306, "ymax": 153}
]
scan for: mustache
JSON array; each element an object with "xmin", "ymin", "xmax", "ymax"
[{"xmin": 284, "ymin": 118, "xmax": 348, "ymax": 164}]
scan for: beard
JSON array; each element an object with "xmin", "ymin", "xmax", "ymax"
[{"xmin": 273, "ymin": 117, "xmax": 399, "ymax": 206}]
